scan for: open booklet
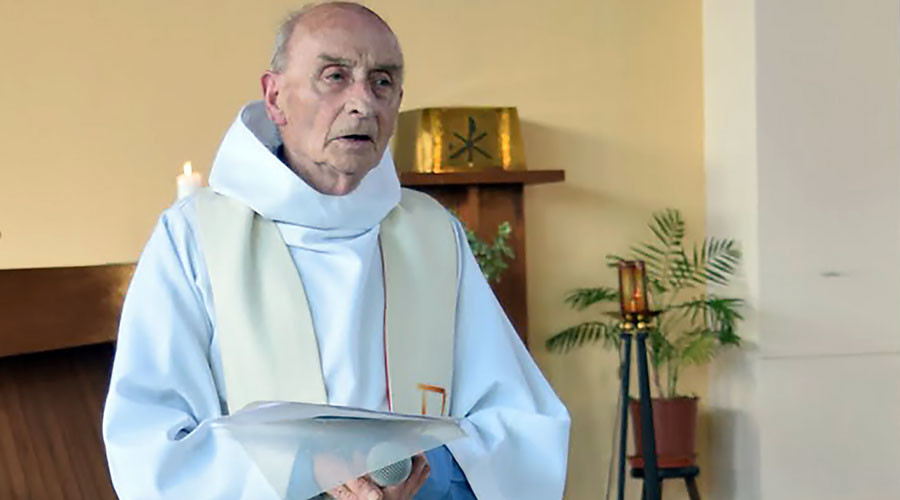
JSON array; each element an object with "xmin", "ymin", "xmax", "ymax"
[{"xmin": 210, "ymin": 401, "xmax": 467, "ymax": 500}]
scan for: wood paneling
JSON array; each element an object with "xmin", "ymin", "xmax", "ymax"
[
  {"xmin": 0, "ymin": 343, "xmax": 116, "ymax": 499},
  {"xmin": 0, "ymin": 264, "xmax": 134, "ymax": 357},
  {"xmin": 0, "ymin": 266, "xmax": 124, "ymax": 497}
]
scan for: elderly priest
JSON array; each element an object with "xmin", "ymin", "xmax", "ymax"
[{"xmin": 102, "ymin": 3, "xmax": 570, "ymax": 499}]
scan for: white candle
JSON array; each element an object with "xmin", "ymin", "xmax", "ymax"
[{"xmin": 176, "ymin": 161, "xmax": 203, "ymax": 200}]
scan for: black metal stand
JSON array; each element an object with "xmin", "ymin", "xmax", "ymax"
[{"xmin": 617, "ymin": 330, "xmax": 660, "ymax": 500}]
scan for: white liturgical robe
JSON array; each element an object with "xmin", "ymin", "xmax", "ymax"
[{"xmin": 102, "ymin": 101, "xmax": 571, "ymax": 499}]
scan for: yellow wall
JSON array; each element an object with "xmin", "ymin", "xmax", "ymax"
[{"xmin": 0, "ymin": 1, "xmax": 705, "ymax": 498}]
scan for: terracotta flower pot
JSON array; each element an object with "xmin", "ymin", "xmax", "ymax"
[{"xmin": 628, "ymin": 396, "xmax": 698, "ymax": 468}]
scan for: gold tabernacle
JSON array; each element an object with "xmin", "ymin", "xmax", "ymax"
[{"xmin": 392, "ymin": 107, "xmax": 527, "ymax": 173}]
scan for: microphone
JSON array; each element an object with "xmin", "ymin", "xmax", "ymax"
[{"xmin": 366, "ymin": 443, "xmax": 413, "ymax": 487}]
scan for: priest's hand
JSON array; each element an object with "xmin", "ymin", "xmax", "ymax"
[
  {"xmin": 379, "ymin": 453, "xmax": 431, "ymax": 500},
  {"xmin": 326, "ymin": 453, "xmax": 430, "ymax": 500}
]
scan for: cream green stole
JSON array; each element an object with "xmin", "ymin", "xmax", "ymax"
[{"xmin": 193, "ymin": 188, "xmax": 458, "ymax": 417}]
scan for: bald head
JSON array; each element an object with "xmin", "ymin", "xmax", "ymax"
[
  {"xmin": 260, "ymin": 2, "xmax": 405, "ymax": 195},
  {"xmin": 270, "ymin": 2, "xmax": 399, "ymax": 74}
]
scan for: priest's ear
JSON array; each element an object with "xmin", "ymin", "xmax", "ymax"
[{"xmin": 261, "ymin": 71, "xmax": 288, "ymax": 126}]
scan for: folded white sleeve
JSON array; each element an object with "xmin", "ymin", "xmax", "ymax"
[
  {"xmin": 102, "ymin": 207, "xmax": 278, "ymax": 499},
  {"xmin": 446, "ymin": 220, "xmax": 572, "ymax": 500}
]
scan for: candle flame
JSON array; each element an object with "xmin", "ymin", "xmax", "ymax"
[{"xmin": 183, "ymin": 161, "xmax": 193, "ymax": 176}]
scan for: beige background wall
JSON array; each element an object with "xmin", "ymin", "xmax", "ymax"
[
  {"xmin": 705, "ymin": 0, "xmax": 900, "ymax": 498},
  {"xmin": 703, "ymin": 0, "xmax": 761, "ymax": 497},
  {"xmin": 0, "ymin": 1, "xmax": 706, "ymax": 498}
]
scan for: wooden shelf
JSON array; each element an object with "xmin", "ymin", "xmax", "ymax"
[{"xmin": 400, "ymin": 169, "xmax": 564, "ymax": 187}]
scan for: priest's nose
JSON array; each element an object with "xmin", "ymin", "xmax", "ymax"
[{"xmin": 344, "ymin": 82, "xmax": 376, "ymax": 118}]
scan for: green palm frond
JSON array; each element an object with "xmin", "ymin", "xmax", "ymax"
[
  {"xmin": 628, "ymin": 243, "xmax": 672, "ymax": 286},
  {"xmin": 627, "ymin": 209, "xmax": 689, "ymax": 289},
  {"xmin": 670, "ymin": 295, "xmax": 744, "ymax": 333},
  {"xmin": 647, "ymin": 328, "xmax": 676, "ymax": 366},
  {"xmin": 679, "ymin": 332, "xmax": 718, "ymax": 365},
  {"xmin": 649, "ymin": 209, "xmax": 685, "ymax": 249},
  {"xmin": 681, "ymin": 237, "xmax": 742, "ymax": 286},
  {"xmin": 546, "ymin": 321, "xmax": 619, "ymax": 353},
  {"xmin": 717, "ymin": 325, "xmax": 742, "ymax": 346},
  {"xmin": 605, "ymin": 254, "xmax": 623, "ymax": 268},
  {"xmin": 564, "ymin": 287, "xmax": 619, "ymax": 311}
]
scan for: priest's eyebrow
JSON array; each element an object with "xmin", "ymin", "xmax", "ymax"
[{"xmin": 318, "ymin": 54, "xmax": 403, "ymax": 75}]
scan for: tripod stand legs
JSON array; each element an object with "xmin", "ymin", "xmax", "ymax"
[
  {"xmin": 641, "ymin": 481, "xmax": 663, "ymax": 500},
  {"xmin": 617, "ymin": 331, "xmax": 661, "ymax": 500},
  {"xmin": 635, "ymin": 332, "xmax": 660, "ymax": 500},
  {"xmin": 616, "ymin": 334, "xmax": 632, "ymax": 500}
]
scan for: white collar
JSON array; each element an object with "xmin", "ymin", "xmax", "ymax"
[{"xmin": 208, "ymin": 100, "xmax": 401, "ymax": 232}]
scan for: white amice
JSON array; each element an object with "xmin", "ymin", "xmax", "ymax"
[{"xmin": 102, "ymin": 101, "xmax": 571, "ymax": 500}]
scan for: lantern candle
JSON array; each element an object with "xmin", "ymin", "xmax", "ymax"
[
  {"xmin": 176, "ymin": 161, "xmax": 203, "ymax": 200},
  {"xmin": 617, "ymin": 260, "xmax": 649, "ymax": 316}
]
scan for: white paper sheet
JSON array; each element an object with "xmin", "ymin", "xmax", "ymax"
[{"xmin": 210, "ymin": 402, "xmax": 467, "ymax": 499}]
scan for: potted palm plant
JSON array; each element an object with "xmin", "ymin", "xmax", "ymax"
[{"xmin": 546, "ymin": 209, "xmax": 743, "ymax": 467}]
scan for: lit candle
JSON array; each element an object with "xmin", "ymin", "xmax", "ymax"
[
  {"xmin": 617, "ymin": 260, "xmax": 649, "ymax": 315},
  {"xmin": 176, "ymin": 161, "xmax": 203, "ymax": 200}
]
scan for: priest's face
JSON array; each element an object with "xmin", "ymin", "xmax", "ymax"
[{"xmin": 261, "ymin": 6, "xmax": 404, "ymax": 195}]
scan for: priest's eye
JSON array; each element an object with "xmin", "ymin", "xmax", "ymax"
[
  {"xmin": 371, "ymin": 75, "xmax": 395, "ymax": 96},
  {"xmin": 324, "ymin": 71, "xmax": 346, "ymax": 83}
]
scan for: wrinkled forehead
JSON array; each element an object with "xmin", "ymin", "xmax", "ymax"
[{"xmin": 287, "ymin": 6, "xmax": 403, "ymax": 71}]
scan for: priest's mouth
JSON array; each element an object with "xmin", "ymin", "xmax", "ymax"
[{"xmin": 332, "ymin": 134, "xmax": 375, "ymax": 148}]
